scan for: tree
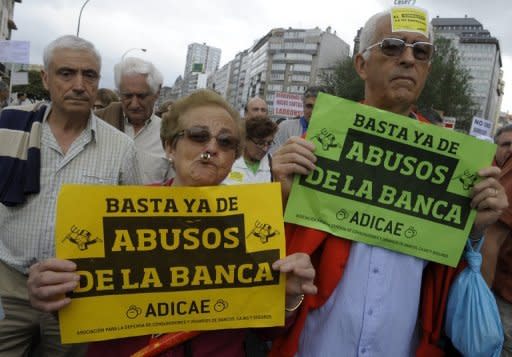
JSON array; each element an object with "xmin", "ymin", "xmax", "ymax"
[
  {"xmin": 12, "ymin": 70, "xmax": 49, "ymax": 101},
  {"xmin": 417, "ymin": 37, "xmax": 478, "ymax": 132},
  {"xmin": 320, "ymin": 56, "xmax": 364, "ymax": 102},
  {"xmin": 321, "ymin": 38, "xmax": 477, "ymax": 132}
]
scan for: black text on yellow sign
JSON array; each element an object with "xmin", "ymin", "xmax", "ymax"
[{"xmin": 73, "ymin": 215, "xmax": 280, "ymax": 297}]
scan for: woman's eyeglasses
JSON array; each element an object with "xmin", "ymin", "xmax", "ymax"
[
  {"xmin": 176, "ymin": 126, "xmax": 239, "ymax": 151},
  {"xmin": 363, "ymin": 38, "xmax": 434, "ymax": 61}
]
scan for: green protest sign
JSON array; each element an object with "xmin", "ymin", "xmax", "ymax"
[{"xmin": 284, "ymin": 93, "xmax": 496, "ymax": 267}]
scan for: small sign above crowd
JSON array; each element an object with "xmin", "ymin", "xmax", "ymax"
[{"xmin": 273, "ymin": 92, "xmax": 303, "ymax": 118}]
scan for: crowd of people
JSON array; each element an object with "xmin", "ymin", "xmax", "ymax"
[{"xmin": 0, "ymin": 5, "xmax": 511, "ymax": 357}]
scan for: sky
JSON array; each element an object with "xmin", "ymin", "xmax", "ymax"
[{"xmin": 10, "ymin": 0, "xmax": 512, "ymax": 114}]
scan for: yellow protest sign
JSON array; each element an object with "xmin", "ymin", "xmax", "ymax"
[
  {"xmin": 55, "ymin": 183, "xmax": 285, "ymax": 343},
  {"xmin": 390, "ymin": 6, "xmax": 429, "ymax": 36}
]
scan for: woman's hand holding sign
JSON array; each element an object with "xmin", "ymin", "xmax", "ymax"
[
  {"xmin": 27, "ymin": 258, "xmax": 78, "ymax": 313},
  {"xmin": 470, "ymin": 166, "xmax": 508, "ymax": 237},
  {"xmin": 272, "ymin": 252, "xmax": 317, "ymax": 316}
]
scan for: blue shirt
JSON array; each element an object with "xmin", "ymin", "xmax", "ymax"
[{"xmin": 298, "ymin": 242, "xmax": 427, "ymax": 357}]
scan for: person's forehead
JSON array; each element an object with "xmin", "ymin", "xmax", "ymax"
[
  {"xmin": 183, "ymin": 105, "xmax": 236, "ymax": 127},
  {"xmin": 50, "ymin": 48, "xmax": 99, "ymax": 70},
  {"xmin": 498, "ymin": 131, "xmax": 512, "ymax": 143},
  {"xmin": 120, "ymin": 74, "xmax": 150, "ymax": 92},
  {"xmin": 249, "ymin": 98, "xmax": 266, "ymax": 108}
]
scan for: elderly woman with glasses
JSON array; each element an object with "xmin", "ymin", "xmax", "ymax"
[
  {"xmin": 224, "ymin": 117, "xmax": 278, "ymax": 184},
  {"xmin": 27, "ymin": 90, "xmax": 316, "ymax": 357}
]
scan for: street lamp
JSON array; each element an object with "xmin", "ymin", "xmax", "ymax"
[
  {"xmin": 121, "ymin": 48, "xmax": 147, "ymax": 61},
  {"xmin": 76, "ymin": 0, "xmax": 91, "ymax": 37}
]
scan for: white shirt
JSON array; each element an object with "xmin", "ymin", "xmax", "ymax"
[
  {"xmin": 124, "ymin": 114, "xmax": 172, "ymax": 184},
  {"xmin": 223, "ymin": 154, "xmax": 272, "ymax": 184}
]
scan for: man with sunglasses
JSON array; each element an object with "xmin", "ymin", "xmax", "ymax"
[
  {"xmin": 96, "ymin": 57, "xmax": 172, "ymax": 184},
  {"xmin": 270, "ymin": 8, "xmax": 507, "ymax": 357},
  {"xmin": 271, "ymin": 86, "xmax": 322, "ymax": 153},
  {"xmin": 224, "ymin": 117, "xmax": 278, "ymax": 184}
]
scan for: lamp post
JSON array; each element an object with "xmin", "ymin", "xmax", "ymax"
[
  {"xmin": 76, "ymin": 0, "xmax": 91, "ymax": 37},
  {"xmin": 121, "ymin": 48, "xmax": 147, "ymax": 61}
]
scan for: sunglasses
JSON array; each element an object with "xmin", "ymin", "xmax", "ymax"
[
  {"xmin": 304, "ymin": 103, "xmax": 314, "ymax": 109},
  {"xmin": 176, "ymin": 126, "xmax": 239, "ymax": 151},
  {"xmin": 250, "ymin": 138, "xmax": 274, "ymax": 148},
  {"xmin": 364, "ymin": 38, "xmax": 434, "ymax": 61}
]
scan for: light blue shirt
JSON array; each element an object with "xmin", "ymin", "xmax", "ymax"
[{"xmin": 298, "ymin": 242, "xmax": 427, "ymax": 357}]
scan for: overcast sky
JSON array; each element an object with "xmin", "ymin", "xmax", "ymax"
[{"xmin": 10, "ymin": 0, "xmax": 512, "ymax": 114}]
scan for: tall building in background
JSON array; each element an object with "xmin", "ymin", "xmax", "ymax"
[
  {"xmin": 206, "ymin": 27, "xmax": 350, "ymax": 116},
  {"xmin": 180, "ymin": 42, "xmax": 221, "ymax": 96},
  {"xmin": 184, "ymin": 42, "xmax": 221, "ymax": 76},
  {"xmin": 432, "ymin": 16, "xmax": 503, "ymax": 125}
]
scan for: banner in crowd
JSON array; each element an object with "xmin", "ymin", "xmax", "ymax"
[
  {"xmin": 56, "ymin": 184, "xmax": 285, "ymax": 343},
  {"xmin": 285, "ymin": 93, "xmax": 496, "ymax": 267},
  {"xmin": 273, "ymin": 92, "xmax": 303, "ymax": 118}
]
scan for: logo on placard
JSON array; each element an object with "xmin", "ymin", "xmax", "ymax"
[
  {"xmin": 126, "ymin": 305, "xmax": 142, "ymax": 319},
  {"xmin": 62, "ymin": 225, "xmax": 102, "ymax": 251},
  {"xmin": 311, "ymin": 128, "xmax": 342, "ymax": 151},
  {"xmin": 336, "ymin": 209, "xmax": 350, "ymax": 221},
  {"xmin": 247, "ymin": 220, "xmax": 279, "ymax": 244},
  {"xmin": 404, "ymin": 226, "xmax": 418, "ymax": 239},
  {"xmin": 455, "ymin": 170, "xmax": 478, "ymax": 190},
  {"xmin": 214, "ymin": 299, "xmax": 229, "ymax": 312}
]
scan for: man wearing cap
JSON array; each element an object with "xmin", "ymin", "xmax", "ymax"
[{"xmin": 270, "ymin": 8, "xmax": 507, "ymax": 357}]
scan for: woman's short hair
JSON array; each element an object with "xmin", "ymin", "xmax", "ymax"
[
  {"xmin": 245, "ymin": 117, "xmax": 278, "ymax": 139},
  {"xmin": 161, "ymin": 89, "xmax": 244, "ymax": 158}
]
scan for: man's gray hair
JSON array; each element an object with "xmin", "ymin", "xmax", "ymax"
[
  {"xmin": 358, "ymin": 10, "xmax": 434, "ymax": 59},
  {"xmin": 114, "ymin": 57, "xmax": 163, "ymax": 94},
  {"xmin": 43, "ymin": 35, "xmax": 101, "ymax": 70},
  {"xmin": 494, "ymin": 124, "xmax": 512, "ymax": 143}
]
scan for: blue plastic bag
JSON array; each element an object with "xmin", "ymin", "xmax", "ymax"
[{"xmin": 445, "ymin": 238, "xmax": 504, "ymax": 357}]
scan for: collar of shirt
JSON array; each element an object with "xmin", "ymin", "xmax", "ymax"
[
  {"xmin": 42, "ymin": 104, "xmax": 98, "ymax": 143},
  {"xmin": 124, "ymin": 115, "xmax": 152, "ymax": 128}
]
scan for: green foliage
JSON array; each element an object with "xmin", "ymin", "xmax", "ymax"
[
  {"xmin": 321, "ymin": 38, "xmax": 477, "ymax": 132},
  {"xmin": 417, "ymin": 37, "xmax": 478, "ymax": 132},
  {"xmin": 12, "ymin": 70, "xmax": 49, "ymax": 101},
  {"xmin": 320, "ymin": 56, "xmax": 364, "ymax": 102}
]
